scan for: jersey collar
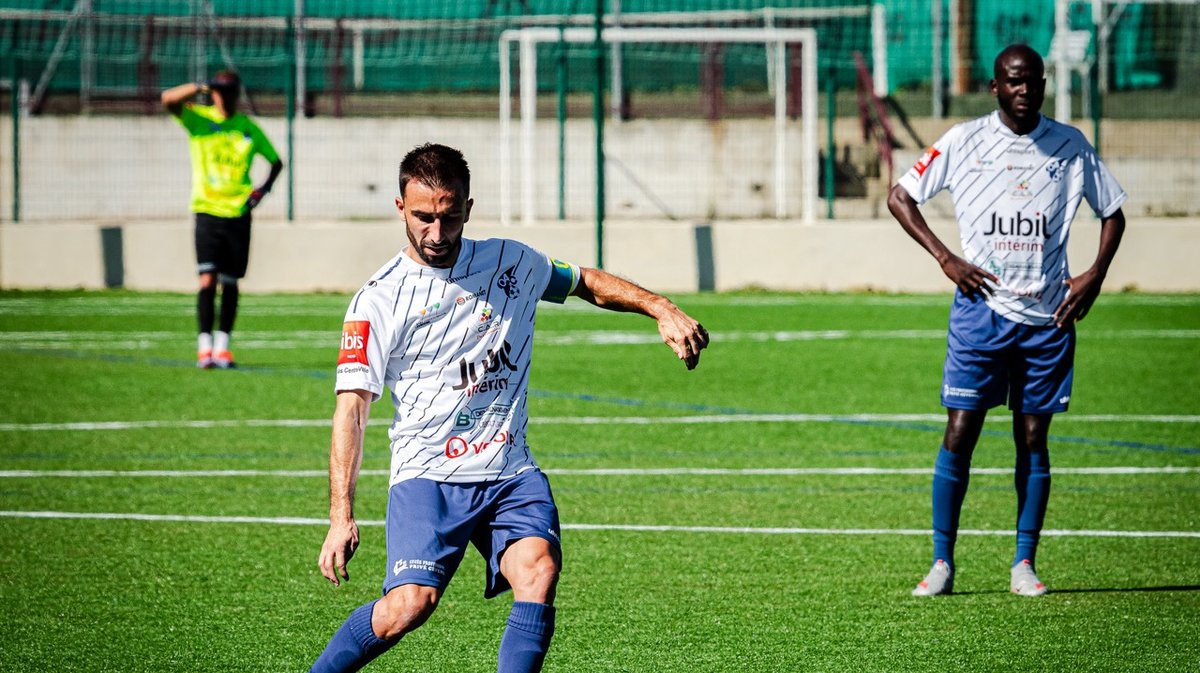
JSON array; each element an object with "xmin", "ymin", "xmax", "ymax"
[
  {"xmin": 988, "ymin": 110, "xmax": 1049, "ymax": 141},
  {"xmin": 399, "ymin": 238, "xmax": 474, "ymax": 278}
]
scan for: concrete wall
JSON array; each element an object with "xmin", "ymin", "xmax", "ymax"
[
  {"xmin": 2, "ymin": 114, "xmax": 1195, "ymax": 293},
  {"xmin": 0, "ymin": 116, "xmax": 809, "ymax": 223},
  {"xmin": 3, "ymin": 117, "xmax": 1198, "ymax": 224},
  {"xmin": 3, "ymin": 217, "xmax": 1196, "ymax": 293}
]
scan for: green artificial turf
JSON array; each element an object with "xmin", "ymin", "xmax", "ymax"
[{"xmin": 0, "ymin": 290, "xmax": 1197, "ymax": 672}]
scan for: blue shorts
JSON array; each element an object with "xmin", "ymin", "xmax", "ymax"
[
  {"xmin": 941, "ymin": 291, "xmax": 1076, "ymax": 414},
  {"xmin": 383, "ymin": 469, "xmax": 561, "ymax": 599}
]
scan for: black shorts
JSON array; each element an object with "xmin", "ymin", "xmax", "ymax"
[{"xmin": 194, "ymin": 212, "xmax": 252, "ymax": 279}]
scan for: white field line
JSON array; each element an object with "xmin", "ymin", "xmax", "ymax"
[
  {"xmin": 534, "ymin": 329, "xmax": 1200, "ymax": 345},
  {"xmin": 0, "ymin": 509, "xmax": 1196, "ymax": 538},
  {"xmin": 0, "ymin": 419, "xmax": 333, "ymax": 432},
  {"xmin": 2, "ymin": 293, "xmax": 1197, "ymax": 317},
  {"xmin": 2, "ymin": 413, "xmax": 1199, "ymax": 433},
  {"xmin": 0, "ymin": 299, "xmax": 350, "ymax": 317},
  {"xmin": 671, "ymin": 294, "xmax": 1200, "ymax": 308},
  {"xmin": 2, "ymin": 328, "xmax": 1198, "ymax": 351},
  {"xmin": 0, "ymin": 466, "xmax": 1196, "ymax": 479}
]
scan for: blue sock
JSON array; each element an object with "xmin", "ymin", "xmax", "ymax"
[
  {"xmin": 309, "ymin": 600, "xmax": 393, "ymax": 673},
  {"xmin": 1014, "ymin": 450, "xmax": 1051, "ymax": 567},
  {"xmin": 931, "ymin": 446, "xmax": 972, "ymax": 569},
  {"xmin": 497, "ymin": 601, "xmax": 556, "ymax": 673}
]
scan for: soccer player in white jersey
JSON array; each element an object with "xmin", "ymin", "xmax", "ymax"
[
  {"xmin": 888, "ymin": 45, "xmax": 1127, "ymax": 597},
  {"xmin": 308, "ymin": 143, "xmax": 709, "ymax": 672}
]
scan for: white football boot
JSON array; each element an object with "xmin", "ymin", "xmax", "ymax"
[
  {"xmin": 912, "ymin": 559, "xmax": 954, "ymax": 596},
  {"xmin": 1010, "ymin": 559, "xmax": 1048, "ymax": 596}
]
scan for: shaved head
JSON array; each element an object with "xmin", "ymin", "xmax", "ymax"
[{"xmin": 994, "ymin": 44, "xmax": 1044, "ymax": 80}]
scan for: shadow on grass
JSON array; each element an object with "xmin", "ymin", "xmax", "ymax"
[
  {"xmin": 1049, "ymin": 584, "xmax": 1200, "ymax": 594},
  {"xmin": 943, "ymin": 585, "xmax": 1200, "ymax": 597}
]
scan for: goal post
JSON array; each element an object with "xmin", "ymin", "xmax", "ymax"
[{"xmin": 498, "ymin": 26, "xmax": 819, "ymax": 226}]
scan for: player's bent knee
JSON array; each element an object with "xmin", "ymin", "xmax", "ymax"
[
  {"xmin": 505, "ymin": 549, "xmax": 560, "ymax": 602},
  {"xmin": 217, "ymin": 273, "xmax": 239, "ymax": 286},
  {"xmin": 373, "ymin": 585, "xmax": 440, "ymax": 641},
  {"xmin": 517, "ymin": 553, "xmax": 559, "ymax": 584}
]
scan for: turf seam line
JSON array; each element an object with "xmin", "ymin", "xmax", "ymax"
[
  {"xmin": 1, "ymin": 466, "xmax": 1197, "ymax": 478},
  {"xmin": 1, "ymin": 510, "xmax": 1197, "ymax": 538},
  {"xmin": 2, "ymin": 414, "xmax": 1198, "ymax": 432}
]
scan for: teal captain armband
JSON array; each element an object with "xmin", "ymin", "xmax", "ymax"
[{"xmin": 541, "ymin": 257, "xmax": 579, "ymax": 304}]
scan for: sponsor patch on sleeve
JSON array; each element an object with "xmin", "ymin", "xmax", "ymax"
[
  {"xmin": 913, "ymin": 147, "xmax": 941, "ymax": 177},
  {"xmin": 337, "ymin": 321, "xmax": 370, "ymax": 366}
]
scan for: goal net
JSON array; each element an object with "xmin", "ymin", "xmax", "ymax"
[
  {"xmin": 0, "ymin": 2, "xmax": 871, "ymax": 223},
  {"xmin": 498, "ymin": 25, "xmax": 819, "ymax": 225},
  {"xmin": 1052, "ymin": 0, "xmax": 1200, "ymax": 124}
]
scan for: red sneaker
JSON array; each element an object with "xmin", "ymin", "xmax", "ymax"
[{"xmin": 197, "ymin": 349, "xmax": 215, "ymax": 369}]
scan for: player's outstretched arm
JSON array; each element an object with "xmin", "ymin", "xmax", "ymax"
[
  {"xmin": 318, "ymin": 389, "xmax": 372, "ymax": 586},
  {"xmin": 571, "ymin": 266, "xmax": 709, "ymax": 370},
  {"xmin": 1054, "ymin": 207, "xmax": 1126, "ymax": 327},
  {"xmin": 887, "ymin": 184, "xmax": 999, "ymax": 298}
]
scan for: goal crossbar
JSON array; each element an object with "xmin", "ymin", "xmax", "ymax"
[{"xmin": 499, "ymin": 26, "xmax": 819, "ymax": 226}]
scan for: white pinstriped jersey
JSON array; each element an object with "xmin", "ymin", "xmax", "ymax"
[
  {"xmin": 335, "ymin": 238, "xmax": 579, "ymax": 486},
  {"xmin": 898, "ymin": 111, "xmax": 1127, "ymax": 325}
]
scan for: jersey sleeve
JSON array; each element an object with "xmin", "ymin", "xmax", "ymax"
[
  {"xmin": 248, "ymin": 121, "xmax": 280, "ymax": 164},
  {"xmin": 896, "ymin": 127, "xmax": 958, "ymax": 204},
  {"xmin": 175, "ymin": 104, "xmax": 211, "ymax": 136},
  {"xmin": 334, "ymin": 289, "xmax": 396, "ymax": 401},
  {"xmin": 1079, "ymin": 142, "xmax": 1128, "ymax": 218}
]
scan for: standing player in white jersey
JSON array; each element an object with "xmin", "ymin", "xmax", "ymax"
[
  {"xmin": 308, "ymin": 143, "xmax": 709, "ymax": 672},
  {"xmin": 888, "ymin": 45, "xmax": 1127, "ymax": 597}
]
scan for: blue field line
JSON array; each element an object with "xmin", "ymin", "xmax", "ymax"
[
  {"xmin": 14, "ymin": 348, "xmax": 336, "ymax": 379},
  {"xmin": 16, "ymin": 347, "xmax": 1200, "ymax": 455},
  {"xmin": 834, "ymin": 418, "xmax": 1200, "ymax": 455},
  {"xmin": 3, "ymin": 510, "xmax": 1200, "ymax": 538},
  {"xmin": 525, "ymin": 393, "xmax": 1200, "ymax": 455},
  {"xmin": 528, "ymin": 388, "xmax": 753, "ymax": 415}
]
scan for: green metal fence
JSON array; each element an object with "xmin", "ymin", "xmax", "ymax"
[{"xmin": 2, "ymin": 0, "xmax": 1198, "ymax": 223}]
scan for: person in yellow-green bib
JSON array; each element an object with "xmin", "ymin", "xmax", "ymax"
[{"xmin": 162, "ymin": 71, "xmax": 283, "ymax": 369}]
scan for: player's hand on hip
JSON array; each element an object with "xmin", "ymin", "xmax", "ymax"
[
  {"xmin": 318, "ymin": 520, "xmax": 360, "ymax": 586},
  {"xmin": 245, "ymin": 188, "xmax": 267, "ymax": 211},
  {"xmin": 657, "ymin": 307, "xmax": 709, "ymax": 370},
  {"xmin": 1054, "ymin": 268, "xmax": 1104, "ymax": 327},
  {"xmin": 941, "ymin": 256, "xmax": 998, "ymax": 299}
]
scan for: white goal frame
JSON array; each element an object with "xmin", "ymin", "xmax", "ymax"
[{"xmin": 498, "ymin": 26, "xmax": 819, "ymax": 226}]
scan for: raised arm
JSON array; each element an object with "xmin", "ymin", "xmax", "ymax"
[
  {"xmin": 317, "ymin": 389, "xmax": 372, "ymax": 586},
  {"xmin": 1053, "ymin": 207, "xmax": 1126, "ymax": 327},
  {"xmin": 161, "ymin": 81, "xmax": 205, "ymax": 117},
  {"xmin": 570, "ymin": 266, "xmax": 709, "ymax": 370},
  {"xmin": 887, "ymin": 184, "xmax": 999, "ymax": 298}
]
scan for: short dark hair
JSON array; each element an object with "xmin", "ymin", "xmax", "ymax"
[
  {"xmin": 208, "ymin": 70, "xmax": 241, "ymax": 102},
  {"xmin": 398, "ymin": 143, "xmax": 471, "ymax": 198}
]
